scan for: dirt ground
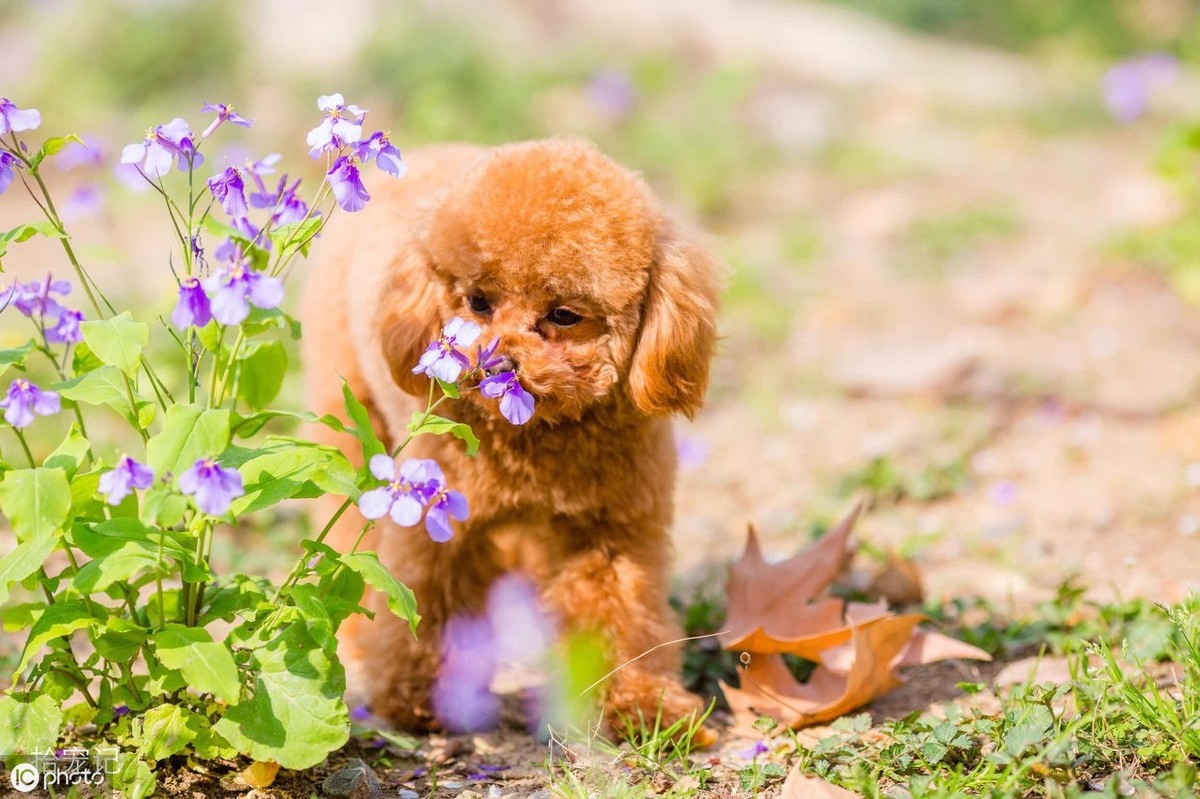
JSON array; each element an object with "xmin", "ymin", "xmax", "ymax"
[{"xmin": 5, "ymin": 0, "xmax": 1200, "ymax": 795}]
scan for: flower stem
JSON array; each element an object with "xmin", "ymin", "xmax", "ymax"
[{"xmin": 13, "ymin": 428, "xmax": 35, "ymax": 467}]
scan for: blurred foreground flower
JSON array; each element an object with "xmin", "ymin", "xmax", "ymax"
[{"xmin": 1104, "ymin": 53, "xmax": 1177, "ymax": 124}]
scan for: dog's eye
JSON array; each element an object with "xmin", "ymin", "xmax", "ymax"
[
  {"xmin": 466, "ymin": 294, "xmax": 492, "ymax": 315},
  {"xmin": 546, "ymin": 308, "xmax": 582, "ymax": 327}
]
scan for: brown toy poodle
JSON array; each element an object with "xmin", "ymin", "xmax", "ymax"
[{"xmin": 300, "ymin": 137, "xmax": 721, "ymax": 733}]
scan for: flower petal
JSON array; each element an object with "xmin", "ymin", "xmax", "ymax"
[
  {"xmin": 358, "ymin": 487, "xmax": 393, "ymax": 520},
  {"xmin": 368, "ymin": 454, "xmax": 396, "ymax": 481}
]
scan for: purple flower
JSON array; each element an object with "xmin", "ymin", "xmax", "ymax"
[
  {"xmin": 349, "ymin": 705, "xmax": 372, "ymax": 723},
  {"xmin": 306, "ymin": 93, "xmax": 366, "ymax": 155},
  {"xmin": 425, "ymin": 485, "xmax": 469, "ymax": 543},
  {"xmin": 120, "ymin": 118, "xmax": 203, "ymax": 179},
  {"xmin": 1, "ymin": 378, "xmax": 60, "ymax": 429},
  {"xmin": 250, "ymin": 174, "xmax": 309, "ymax": 225},
  {"xmin": 0, "ymin": 151, "xmax": 19, "ymax": 195},
  {"xmin": 358, "ymin": 454, "xmax": 468, "ymax": 542},
  {"xmin": 479, "ymin": 372, "xmax": 535, "ymax": 425},
  {"xmin": 1103, "ymin": 53, "xmax": 1178, "ymax": 124},
  {"xmin": 179, "ymin": 457, "xmax": 245, "ymax": 516},
  {"xmin": 475, "ymin": 337, "xmax": 504, "ymax": 372},
  {"xmin": 988, "ymin": 481, "xmax": 1017, "ymax": 506},
  {"xmin": 358, "ymin": 455, "xmax": 435, "ymax": 527},
  {"xmin": 675, "ymin": 435, "xmax": 710, "ymax": 472},
  {"xmin": 60, "ymin": 184, "xmax": 104, "ymax": 221},
  {"xmin": 4, "ymin": 274, "xmax": 72, "ymax": 319},
  {"xmin": 354, "ymin": 131, "xmax": 407, "ymax": 178},
  {"xmin": 327, "ymin": 155, "xmax": 370, "ymax": 212},
  {"xmin": 413, "ymin": 318, "xmax": 482, "ymax": 383},
  {"xmin": 56, "ymin": 136, "xmax": 105, "ymax": 171},
  {"xmin": 206, "ymin": 167, "xmax": 248, "ymax": 217},
  {"xmin": 45, "ymin": 308, "xmax": 84, "ymax": 344},
  {"xmin": 98, "ymin": 456, "xmax": 154, "ymax": 505},
  {"xmin": 200, "ymin": 102, "xmax": 252, "ymax": 139},
  {"xmin": 487, "ymin": 573, "xmax": 555, "ymax": 669},
  {"xmin": 586, "ymin": 70, "xmax": 636, "ymax": 120},
  {"xmin": 113, "ymin": 705, "xmax": 130, "ymax": 718},
  {"xmin": 0, "ymin": 98, "xmax": 41, "ymax": 135},
  {"xmin": 203, "ymin": 261, "xmax": 283, "ymax": 325},
  {"xmin": 432, "ymin": 614, "xmax": 500, "ymax": 733},
  {"xmin": 739, "ymin": 740, "xmax": 770, "ymax": 761},
  {"xmin": 172, "ymin": 277, "xmax": 212, "ymax": 329},
  {"xmin": 112, "ymin": 161, "xmax": 150, "ymax": 193}
]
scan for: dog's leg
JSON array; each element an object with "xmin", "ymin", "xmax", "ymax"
[
  {"xmin": 541, "ymin": 521, "xmax": 705, "ymax": 735},
  {"xmin": 361, "ymin": 526, "xmax": 503, "ymax": 731}
]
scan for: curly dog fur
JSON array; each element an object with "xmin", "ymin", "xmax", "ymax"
[{"xmin": 300, "ymin": 137, "xmax": 721, "ymax": 732}]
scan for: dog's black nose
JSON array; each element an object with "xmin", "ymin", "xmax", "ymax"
[{"xmin": 486, "ymin": 356, "xmax": 516, "ymax": 376}]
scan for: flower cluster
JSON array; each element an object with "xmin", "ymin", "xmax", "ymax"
[
  {"xmin": 100, "ymin": 454, "xmax": 246, "ymax": 516},
  {"xmin": 358, "ymin": 455, "xmax": 467, "ymax": 542},
  {"xmin": 306, "ymin": 93, "xmax": 406, "ymax": 212},
  {"xmin": 170, "ymin": 250, "xmax": 283, "ymax": 329},
  {"xmin": 415, "ymin": 318, "xmax": 537, "ymax": 425},
  {"xmin": 2, "ymin": 274, "xmax": 86, "ymax": 344}
]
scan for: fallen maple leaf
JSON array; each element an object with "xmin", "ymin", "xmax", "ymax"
[
  {"xmin": 720, "ymin": 503, "xmax": 862, "ymax": 653},
  {"xmin": 781, "ymin": 768, "xmax": 862, "ymax": 798},
  {"xmin": 720, "ymin": 506, "xmax": 991, "ymax": 732}
]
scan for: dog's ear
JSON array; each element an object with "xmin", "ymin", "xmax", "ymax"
[
  {"xmin": 628, "ymin": 221, "xmax": 721, "ymax": 418},
  {"xmin": 378, "ymin": 246, "xmax": 445, "ymax": 398}
]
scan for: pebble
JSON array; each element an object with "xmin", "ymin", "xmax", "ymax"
[{"xmin": 321, "ymin": 758, "xmax": 381, "ymax": 799}]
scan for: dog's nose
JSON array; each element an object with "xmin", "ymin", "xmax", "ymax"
[{"xmin": 486, "ymin": 355, "xmax": 516, "ymax": 376}]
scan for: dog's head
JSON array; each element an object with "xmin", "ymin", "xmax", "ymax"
[{"xmin": 381, "ymin": 138, "xmax": 720, "ymax": 423}]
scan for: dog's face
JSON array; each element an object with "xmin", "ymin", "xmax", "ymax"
[{"xmin": 382, "ymin": 139, "xmax": 720, "ymax": 423}]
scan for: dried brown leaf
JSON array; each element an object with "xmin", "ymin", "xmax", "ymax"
[
  {"xmin": 867, "ymin": 551, "xmax": 925, "ymax": 606},
  {"xmin": 239, "ymin": 760, "xmax": 280, "ymax": 789},
  {"xmin": 781, "ymin": 768, "xmax": 863, "ymax": 799},
  {"xmin": 720, "ymin": 503, "xmax": 862, "ymax": 651}
]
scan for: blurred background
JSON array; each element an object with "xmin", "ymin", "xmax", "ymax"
[{"xmin": 3, "ymin": 0, "xmax": 1200, "ymax": 613}]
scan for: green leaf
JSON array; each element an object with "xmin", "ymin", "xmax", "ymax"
[
  {"xmin": 342, "ymin": 381, "xmax": 385, "ymax": 459},
  {"xmin": 139, "ymin": 484, "xmax": 188, "ymax": 527},
  {"xmin": 44, "ymin": 424, "xmax": 91, "ymax": 478},
  {"xmin": 152, "ymin": 624, "xmax": 241, "ymax": 705},
  {"xmin": 236, "ymin": 340, "xmax": 287, "ymax": 411},
  {"xmin": 213, "ymin": 621, "xmax": 349, "ymax": 769},
  {"xmin": 0, "ymin": 534, "xmax": 56, "ymax": 604},
  {"xmin": 231, "ymin": 409, "xmax": 347, "ymax": 438},
  {"xmin": 26, "ymin": 133, "xmax": 83, "ymax": 174},
  {"xmin": 339, "ymin": 552, "xmax": 420, "ymax": 636},
  {"xmin": 0, "ymin": 467, "xmax": 71, "ymax": 543},
  {"xmin": 0, "ymin": 340, "xmax": 35, "ymax": 376},
  {"xmin": 93, "ymin": 617, "xmax": 148, "ymax": 662},
  {"xmin": 79, "ymin": 311, "xmax": 150, "ymax": 378},
  {"xmin": 268, "ymin": 216, "xmax": 323, "ymax": 258},
  {"xmin": 138, "ymin": 702, "xmax": 204, "ymax": 761},
  {"xmin": 436, "ymin": 378, "xmax": 460, "ymax": 399},
  {"xmin": 73, "ymin": 540, "xmax": 162, "ymax": 593},
  {"xmin": 0, "ymin": 221, "xmax": 67, "ymax": 261},
  {"xmin": 13, "ymin": 600, "xmax": 99, "ymax": 679},
  {"xmin": 55, "ymin": 365, "xmax": 153, "ymax": 429},
  {"xmin": 408, "ymin": 411, "xmax": 479, "ymax": 456},
  {"xmin": 233, "ymin": 438, "xmax": 358, "ymax": 514},
  {"xmin": 145, "ymin": 403, "xmax": 231, "ymax": 477},
  {"xmin": 0, "ymin": 694, "xmax": 63, "ymax": 754}
]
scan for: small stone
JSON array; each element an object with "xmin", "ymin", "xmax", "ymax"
[
  {"xmin": 527, "ymin": 792, "xmax": 552, "ymax": 799},
  {"xmin": 398, "ymin": 791, "xmax": 419, "ymax": 799},
  {"xmin": 321, "ymin": 758, "xmax": 381, "ymax": 799}
]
